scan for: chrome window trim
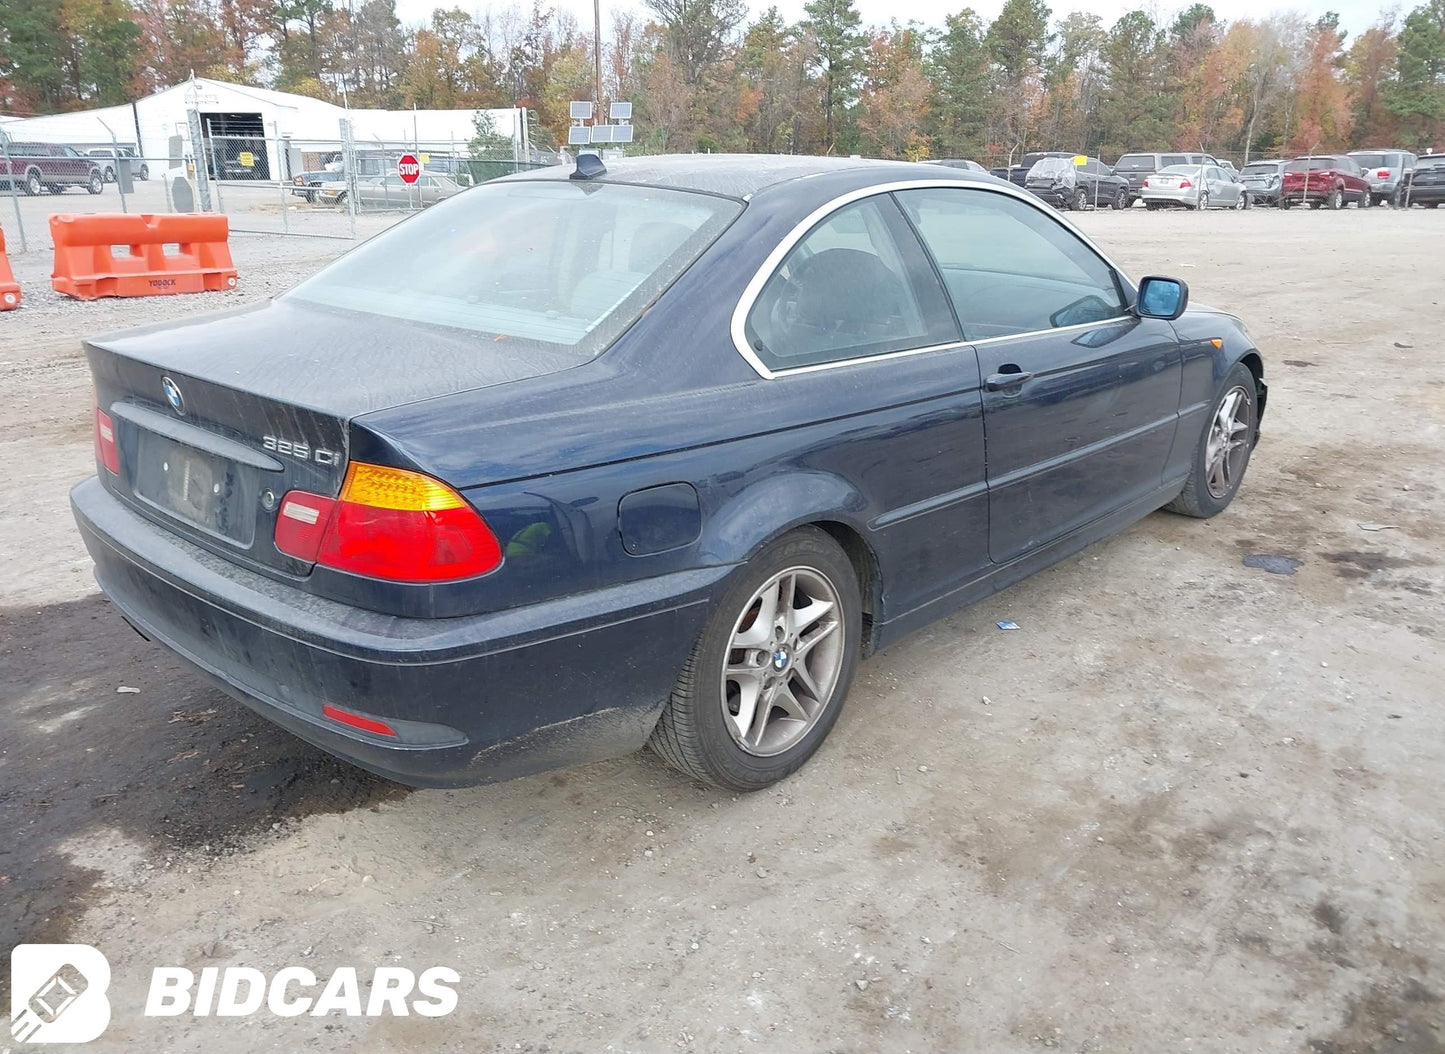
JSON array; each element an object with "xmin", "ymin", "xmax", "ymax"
[{"xmin": 730, "ymin": 178, "xmax": 1137, "ymax": 380}]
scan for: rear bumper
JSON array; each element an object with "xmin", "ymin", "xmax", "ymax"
[
  {"xmin": 1026, "ymin": 187, "xmax": 1069, "ymax": 207},
  {"xmin": 1405, "ymin": 185, "xmax": 1445, "ymax": 203},
  {"xmin": 71, "ymin": 476, "xmax": 727, "ymax": 788}
]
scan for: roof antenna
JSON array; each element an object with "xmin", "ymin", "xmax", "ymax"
[{"xmin": 570, "ymin": 152, "xmax": 606, "ymax": 181}]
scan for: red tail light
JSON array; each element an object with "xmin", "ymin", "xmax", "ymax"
[
  {"xmin": 94, "ymin": 406, "xmax": 119, "ymax": 473},
  {"xmin": 1142, "ymin": 179, "xmax": 1149, "ymax": 188},
  {"xmin": 1179, "ymin": 179, "xmax": 1192, "ymax": 189},
  {"xmin": 1377, "ymin": 168, "xmax": 1390, "ymax": 178},
  {"xmin": 274, "ymin": 462, "xmax": 502, "ymax": 582}
]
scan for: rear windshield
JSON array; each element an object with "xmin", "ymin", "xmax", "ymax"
[
  {"xmin": 1240, "ymin": 163, "xmax": 1278, "ymax": 177},
  {"xmin": 1418, "ymin": 155, "xmax": 1445, "ymax": 169},
  {"xmin": 287, "ymin": 180, "xmax": 739, "ymax": 355},
  {"xmin": 1028, "ymin": 157, "xmax": 1074, "ymax": 178},
  {"xmin": 1113, "ymin": 154, "xmax": 1154, "ymax": 171},
  {"xmin": 1286, "ymin": 158, "xmax": 1336, "ymax": 172},
  {"xmin": 1157, "ymin": 165, "xmax": 1199, "ymax": 176},
  {"xmin": 1161, "ymin": 154, "xmax": 1188, "ymax": 166},
  {"xmin": 1351, "ymin": 152, "xmax": 1387, "ymax": 167}
]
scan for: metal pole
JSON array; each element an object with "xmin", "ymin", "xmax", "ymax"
[
  {"xmin": 1, "ymin": 139, "xmax": 27, "ymax": 253},
  {"xmin": 187, "ymin": 109, "xmax": 213, "ymax": 211},
  {"xmin": 340, "ymin": 118, "xmax": 357, "ymax": 239},
  {"xmin": 593, "ymin": 0, "xmax": 603, "ymax": 107},
  {"xmin": 99, "ymin": 119, "xmax": 126, "ymax": 214},
  {"xmin": 275, "ymin": 124, "xmax": 288, "ymax": 235}
]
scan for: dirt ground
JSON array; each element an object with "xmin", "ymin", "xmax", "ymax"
[{"xmin": 2, "ymin": 206, "xmax": 1443, "ymax": 1054}]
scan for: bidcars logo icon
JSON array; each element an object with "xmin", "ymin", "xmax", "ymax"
[
  {"xmin": 161, "ymin": 376, "xmax": 185, "ymax": 415},
  {"xmin": 9, "ymin": 944, "xmax": 112, "ymax": 1044}
]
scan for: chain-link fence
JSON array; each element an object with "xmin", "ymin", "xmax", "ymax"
[{"xmin": 1, "ymin": 112, "xmax": 556, "ymax": 254}]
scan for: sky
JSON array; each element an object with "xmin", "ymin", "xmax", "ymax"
[{"xmin": 394, "ymin": 0, "xmax": 1393, "ymax": 45}]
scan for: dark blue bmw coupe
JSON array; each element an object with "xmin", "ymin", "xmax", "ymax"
[{"xmin": 72, "ymin": 155, "xmax": 1266, "ymax": 791}]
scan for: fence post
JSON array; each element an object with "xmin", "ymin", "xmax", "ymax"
[
  {"xmin": 104, "ymin": 123, "xmax": 128, "ymax": 214},
  {"xmin": 187, "ymin": 109, "xmax": 213, "ymax": 211},
  {"xmin": 273, "ymin": 123, "xmax": 288, "ymax": 236},
  {"xmin": 0, "ymin": 139, "xmax": 26, "ymax": 253},
  {"xmin": 340, "ymin": 118, "xmax": 358, "ymax": 240}
]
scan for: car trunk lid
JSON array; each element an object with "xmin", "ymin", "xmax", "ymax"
[{"xmin": 87, "ymin": 297, "xmax": 587, "ymax": 578}]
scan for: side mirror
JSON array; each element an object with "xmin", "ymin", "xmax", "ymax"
[{"xmin": 1135, "ymin": 276, "xmax": 1189, "ymax": 321}]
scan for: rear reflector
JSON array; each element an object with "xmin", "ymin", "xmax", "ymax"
[
  {"xmin": 95, "ymin": 406, "xmax": 119, "ymax": 474},
  {"xmin": 322, "ymin": 703, "xmax": 397, "ymax": 737},
  {"xmin": 273, "ymin": 462, "xmax": 503, "ymax": 582}
]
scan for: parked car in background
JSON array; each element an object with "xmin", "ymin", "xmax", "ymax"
[
  {"xmin": 0, "ymin": 142, "xmax": 104, "ymax": 195},
  {"xmin": 992, "ymin": 151, "xmax": 1075, "ymax": 187},
  {"xmin": 1112, "ymin": 151, "xmax": 1223, "ymax": 204},
  {"xmin": 70, "ymin": 155, "xmax": 1266, "ymax": 792},
  {"xmin": 1401, "ymin": 153, "xmax": 1445, "ymax": 207},
  {"xmin": 1279, "ymin": 155, "xmax": 1371, "ymax": 209},
  {"xmin": 1025, "ymin": 155, "xmax": 1129, "ymax": 209},
  {"xmin": 291, "ymin": 152, "xmax": 402, "ymax": 202},
  {"xmin": 87, "ymin": 146, "xmax": 150, "ymax": 182},
  {"xmin": 320, "ymin": 173, "xmax": 465, "ymax": 208},
  {"xmin": 1218, "ymin": 160, "xmax": 1239, "ymax": 177},
  {"xmin": 1237, "ymin": 160, "xmax": 1288, "ymax": 206},
  {"xmin": 1140, "ymin": 164, "xmax": 1250, "ymax": 210},
  {"xmin": 1347, "ymin": 149, "xmax": 1417, "ymax": 206},
  {"xmin": 928, "ymin": 159, "xmax": 988, "ymax": 173}
]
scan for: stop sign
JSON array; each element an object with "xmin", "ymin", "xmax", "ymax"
[{"xmin": 397, "ymin": 154, "xmax": 421, "ymax": 184}]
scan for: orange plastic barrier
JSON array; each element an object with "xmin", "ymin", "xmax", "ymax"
[
  {"xmin": 50, "ymin": 213, "xmax": 238, "ymax": 300},
  {"xmin": 0, "ymin": 228, "xmax": 19, "ymax": 311}
]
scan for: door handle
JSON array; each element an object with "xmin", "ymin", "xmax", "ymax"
[{"xmin": 985, "ymin": 368, "xmax": 1033, "ymax": 391}]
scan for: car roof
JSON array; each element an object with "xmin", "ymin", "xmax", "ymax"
[{"xmin": 502, "ymin": 154, "xmax": 981, "ymax": 199}]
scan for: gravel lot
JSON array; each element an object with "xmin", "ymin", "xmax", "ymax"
[{"xmin": 2, "ymin": 205, "xmax": 1442, "ymax": 1054}]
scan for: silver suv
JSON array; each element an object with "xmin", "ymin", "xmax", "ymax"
[
  {"xmin": 1113, "ymin": 152, "xmax": 1224, "ymax": 204},
  {"xmin": 1347, "ymin": 149, "xmax": 1417, "ymax": 206}
]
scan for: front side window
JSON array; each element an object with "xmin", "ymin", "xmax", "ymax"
[
  {"xmin": 897, "ymin": 187, "xmax": 1126, "ymax": 341},
  {"xmin": 744, "ymin": 197, "xmax": 958, "ymax": 371},
  {"xmin": 290, "ymin": 179, "xmax": 740, "ymax": 356}
]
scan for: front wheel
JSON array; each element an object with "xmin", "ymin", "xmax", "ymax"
[
  {"xmin": 23, "ymin": 170, "xmax": 43, "ymax": 196},
  {"xmin": 1165, "ymin": 362, "xmax": 1258, "ymax": 519},
  {"xmin": 1358, "ymin": 190, "xmax": 1371, "ymax": 208},
  {"xmin": 649, "ymin": 527, "xmax": 861, "ymax": 790},
  {"xmin": 1233, "ymin": 191, "xmax": 1247, "ymax": 210},
  {"xmin": 138, "ymin": 164, "xmax": 149, "ymax": 181},
  {"xmin": 87, "ymin": 172, "xmax": 103, "ymax": 194}
]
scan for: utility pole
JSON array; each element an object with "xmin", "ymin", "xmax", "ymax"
[{"xmin": 593, "ymin": 0, "xmax": 603, "ymax": 108}]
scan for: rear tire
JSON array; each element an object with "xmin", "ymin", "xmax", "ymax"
[
  {"xmin": 1197, "ymin": 190, "xmax": 1210, "ymax": 210},
  {"xmin": 1165, "ymin": 362, "xmax": 1259, "ymax": 519},
  {"xmin": 1326, "ymin": 186, "xmax": 1344, "ymax": 210},
  {"xmin": 649, "ymin": 527, "xmax": 862, "ymax": 791},
  {"xmin": 1072, "ymin": 187, "xmax": 1088, "ymax": 211},
  {"xmin": 1279, "ymin": 197, "xmax": 1293, "ymax": 210},
  {"xmin": 23, "ymin": 170, "xmax": 42, "ymax": 196},
  {"xmin": 1112, "ymin": 187, "xmax": 1128, "ymax": 210},
  {"xmin": 87, "ymin": 171, "xmax": 103, "ymax": 195}
]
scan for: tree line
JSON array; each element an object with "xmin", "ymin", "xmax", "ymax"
[{"xmin": 2, "ymin": 0, "xmax": 1442, "ymax": 162}]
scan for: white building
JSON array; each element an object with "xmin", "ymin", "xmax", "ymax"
[{"xmin": 0, "ymin": 77, "xmax": 531, "ymax": 178}]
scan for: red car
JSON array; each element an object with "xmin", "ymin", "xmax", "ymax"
[
  {"xmin": 1279, "ymin": 155, "xmax": 1371, "ymax": 210},
  {"xmin": 0, "ymin": 142, "xmax": 105, "ymax": 196}
]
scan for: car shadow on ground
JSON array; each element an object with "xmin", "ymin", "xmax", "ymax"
[{"xmin": 0, "ymin": 593, "xmax": 409, "ymax": 983}]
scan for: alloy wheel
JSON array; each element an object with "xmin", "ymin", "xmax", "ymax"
[
  {"xmin": 721, "ymin": 566, "xmax": 845, "ymax": 757},
  {"xmin": 1205, "ymin": 385, "xmax": 1252, "ymax": 500}
]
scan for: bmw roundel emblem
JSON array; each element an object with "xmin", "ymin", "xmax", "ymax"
[{"xmin": 161, "ymin": 376, "xmax": 185, "ymax": 415}]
